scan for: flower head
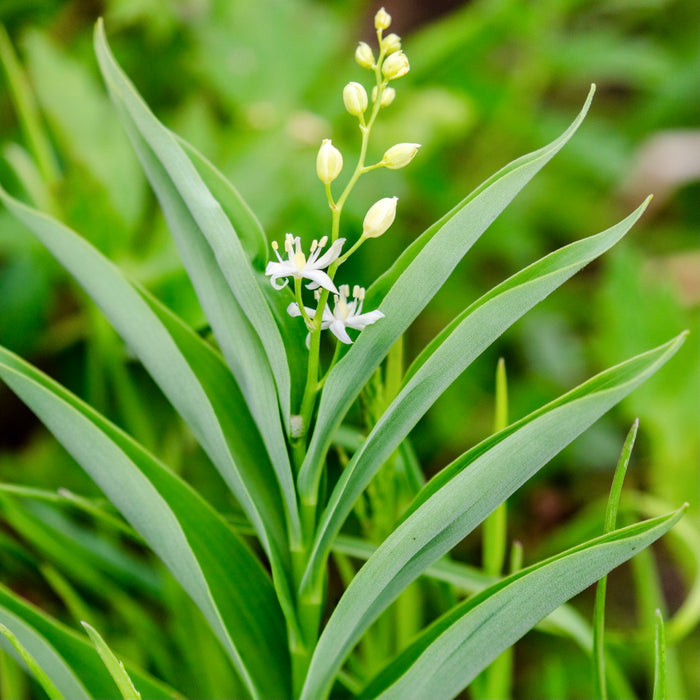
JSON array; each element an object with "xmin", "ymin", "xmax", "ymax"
[
  {"xmin": 382, "ymin": 50, "xmax": 410, "ymax": 80},
  {"xmin": 316, "ymin": 139, "xmax": 343, "ymax": 184},
  {"xmin": 287, "ymin": 285, "xmax": 384, "ymax": 345},
  {"xmin": 266, "ymin": 234, "xmax": 344, "ymax": 293},
  {"xmin": 362, "ymin": 196, "xmax": 398, "ymax": 238}
]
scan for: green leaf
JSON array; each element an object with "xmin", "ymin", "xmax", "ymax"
[
  {"xmin": 81, "ymin": 622, "xmax": 142, "ymax": 700},
  {"xmin": 89, "ymin": 23, "xmax": 299, "ymax": 545},
  {"xmin": 653, "ymin": 609, "xmax": 667, "ymax": 700},
  {"xmin": 0, "ymin": 583, "xmax": 179, "ymax": 699},
  {"xmin": 299, "ymin": 85, "xmax": 596, "ymax": 498},
  {"xmin": 176, "ymin": 135, "xmax": 267, "ymax": 269},
  {"xmin": 0, "ymin": 348, "xmax": 291, "ymax": 700},
  {"xmin": 332, "ymin": 535, "xmax": 635, "ymax": 699},
  {"xmin": 0, "ymin": 184, "xmax": 293, "ymax": 569},
  {"xmin": 300, "ymin": 334, "xmax": 685, "ymax": 699},
  {"xmin": 0, "ymin": 619, "xmax": 67, "ymax": 700},
  {"xmin": 302, "ymin": 200, "xmax": 649, "ymax": 589},
  {"xmin": 363, "ymin": 509, "xmax": 686, "ymax": 700}
]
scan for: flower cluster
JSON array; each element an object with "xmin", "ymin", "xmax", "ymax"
[{"xmin": 264, "ymin": 7, "xmax": 418, "ymax": 346}]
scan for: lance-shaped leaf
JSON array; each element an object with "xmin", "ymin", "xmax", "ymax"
[
  {"xmin": 176, "ymin": 135, "xmax": 267, "ymax": 270},
  {"xmin": 0, "ymin": 584, "xmax": 178, "ymax": 699},
  {"xmin": 302, "ymin": 200, "xmax": 650, "ymax": 589},
  {"xmin": 0, "ymin": 185, "xmax": 295, "ymax": 566},
  {"xmin": 363, "ymin": 509, "xmax": 686, "ymax": 700},
  {"xmin": 298, "ymin": 86, "xmax": 596, "ymax": 497},
  {"xmin": 300, "ymin": 334, "xmax": 685, "ymax": 699},
  {"xmin": 0, "ymin": 349, "xmax": 291, "ymax": 700},
  {"xmin": 92, "ymin": 22, "xmax": 298, "ymax": 532}
]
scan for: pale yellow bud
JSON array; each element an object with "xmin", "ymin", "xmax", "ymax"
[
  {"xmin": 382, "ymin": 143, "xmax": 421, "ymax": 169},
  {"xmin": 355, "ymin": 42, "xmax": 375, "ymax": 69},
  {"xmin": 372, "ymin": 85, "xmax": 396, "ymax": 108},
  {"xmin": 382, "ymin": 50, "xmax": 410, "ymax": 80},
  {"xmin": 343, "ymin": 82, "xmax": 368, "ymax": 117},
  {"xmin": 374, "ymin": 7, "xmax": 391, "ymax": 30},
  {"xmin": 382, "ymin": 33, "xmax": 401, "ymax": 54},
  {"xmin": 316, "ymin": 139, "xmax": 343, "ymax": 184},
  {"xmin": 362, "ymin": 196, "xmax": 398, "ymax": 238}
]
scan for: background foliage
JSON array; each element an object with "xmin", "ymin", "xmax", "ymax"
[{"xmin": 0, "ymin": 0, "xmax": 697, "ymax": 698}]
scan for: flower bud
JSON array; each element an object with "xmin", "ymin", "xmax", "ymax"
[
  {"xmin": 372, "ymin": 85, "xmax": 396, "ymax": 108},
  {"xmin": 355, "ymin": 42, "xmax": 375, "ymax": 69},
  {"xmin": 316, "ymin": 139, "xmax": 343, "ymax": 184},
  {"xmin": 382, "ymin": 33, "xmax": 401, "ymax": 54},
  {"xmin": 343, "ymin": 82, "xmax": 368, "ymax": 117},
  {"xmin": 362, "ymin": 196, "xmax": 398, "ymax": 238},
  {"xmin": 382, "ymin": 142, "xmax": 421, "ymax": 169},
  {"xmin": 374, "ymin": 7, "xmax": 391, "ymax": 30},
  {"xmin": 382, "ymin": 50, "xmax": 410, "ymax": 80}
]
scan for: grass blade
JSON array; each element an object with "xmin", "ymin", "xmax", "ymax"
[
  {"xmin": 0, "ymin": 584, "xmax": 179, "ymax": 699},
  {"xmin": 300, "ymin": 334, "xmax": 685, "ymax": 699},
  {"xmin": 364, "ymin": 509, "xmax": 686, "ymax": 700},
  {"xmin": 653, "ymin": 609, "xmax": 667, "ymax": 700},
  {"xmin": 0, "ymin": 348, "xmax": 291, "ymax": 699},
  {"xmin": 0, "ymin": 620, "xmax": 66, "ymax": 700},
  {"xmin": 81, "ymin": 622, "xmax": 142, "ymax": 700},
  {"xmin": 299, "ymin": 86, "xmax": 596, "ymax": 498},
  {"xmin": 593, "ymin": 419, "xmax": 639, "ymax": 699}
]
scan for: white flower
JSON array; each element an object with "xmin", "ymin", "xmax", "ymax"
[
  {"xmin": 266, "ymin": 234, "xmax": 344, "ymax": 293},
  {"xmin": 287, "ymin": 285, "xmax": 384, "ymax": 345}
]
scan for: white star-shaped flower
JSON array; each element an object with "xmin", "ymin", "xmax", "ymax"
[
  {"xmin": 265, "ymin": 233, "xmax": 344, "ymax": 293},
  {"xmin": 288, "ymin": 284, "xmax": 384, "ymax": 345}
]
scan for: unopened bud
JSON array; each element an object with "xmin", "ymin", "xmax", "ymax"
[
  {"xmin": 355, "ymin": 42, "xmax": 375, "ymax": 69},
  {"xmin": 374, "ymin": 7, "xmax": 391, "ymax": 30},
  {"xmin": 372, "ymin": 85, "xmax": 396, "ymax": 108},
  {"xmin": 343, "ymin": 82, "xmax": 368, "ymax": 117},
  {"xmin": 362, "ymin": 196, "xmax": 398, "ymax": 238},
  {"xmin": 382, "ymin": 33, "xmax": 401, "ymax": 54},
  {"xmin": 316, "ymin": 139, "xmax": 343, "ymax": 184},
  {"xmin": 382, "ymin": 50, "xmax": 410, "ymax": 80},
  {"xmin": 382, "ymin": 143, "xmax": 421, "ymax": 169}
]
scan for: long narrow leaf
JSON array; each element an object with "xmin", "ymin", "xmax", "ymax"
[
  {"xmin": 0, "ymin": 619, "xmax": 67, "ymax": 700},
  {"xmin": 300, "ymin": 334, "xmax": 685, "ymax": 698},
  {"xmin": 302, "ymin": 200, "xmax": 649, "ymax": 588},
  {"xmin": 81, "ymin": 622, "xmax": 142, "ymax": 700},
  {"xmin": 298, "ymin": 86, "xmax": 596, "ymax": 496},
  {"xmin": 175, "ymin": 135, "xmax": 267, "ymax": 269},
  {"xmin": 93, "ymin": 21, "xmax": 291, "ymax": 430},
  {"xmin": 0, "ymin": 349, "xmax": 291, "ymax": 700},
  {"xmin": 0, "ymin": 584, "xmax": 179, "ymax": 699},
  {"xmin": 364, "ymin": 509, "xmax": 685, "ymax": 700},
  {"xmin": 0, "ymin": 184, "xmax": 292, "ymax": 565}
]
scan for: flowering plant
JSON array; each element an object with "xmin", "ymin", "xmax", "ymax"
[{"xmin": 0, "ymin": 8, "xmax": 689, "ymax": 700}]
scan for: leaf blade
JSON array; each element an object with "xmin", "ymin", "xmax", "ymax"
[
  {"xmin": 0, "ymin": 348, "xmax": 291, "ymax": 700},
  {"xmin": 303, "ymin": 200, "xmax": 650, "ymax": 589},
  {"xmin": 366, "ymin": 509, "xmax": 685, "ymax": 700},
  {"xmin": 300, "ymin": 334, "xmax": 685, "ymax": 699}
]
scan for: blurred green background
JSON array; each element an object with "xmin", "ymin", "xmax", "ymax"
[{"xmin": 0, "ymin": 0, "xmax": 697, "ymax": 698}]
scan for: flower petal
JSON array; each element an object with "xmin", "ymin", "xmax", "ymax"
[
  {"xmin": 328, "ymin": 320, "xmax": 354, "ymax": 344},
  {"xmin": 304, "ymin": 269, "xmax": 338, "ymax": 294},
  {"xmin": 313, "ymin": 238, "xmax": 345, "ymax": 269},
  {"xmin": 346, "ymin": 310, "xmax": 385, "ymax": 330}
]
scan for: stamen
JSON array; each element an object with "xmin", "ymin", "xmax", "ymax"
[
  {"xmin": 352, "ymin": 284, "xmax": 360, "ymax": 299},
  {"xmin": 284, "ymin": 234, "xmax": 294, "ymax": 253},
  {"xmin": 272, "ymin": 241, "xmax": 279, "ymax": 250},
  {"xmin": 340, "ymin": 284, "xmax": 350, "ymax": 298},
  {"xmin": 314, "ymin": 289, "xmax": 321, "ymax": 301},
  {"xmin": 319, "ymin": 235, "xmax": 328, "ymax": 248},
  {"xmin": 310, "ymin": 239, "xmax": 319, "ymax": 253}
]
